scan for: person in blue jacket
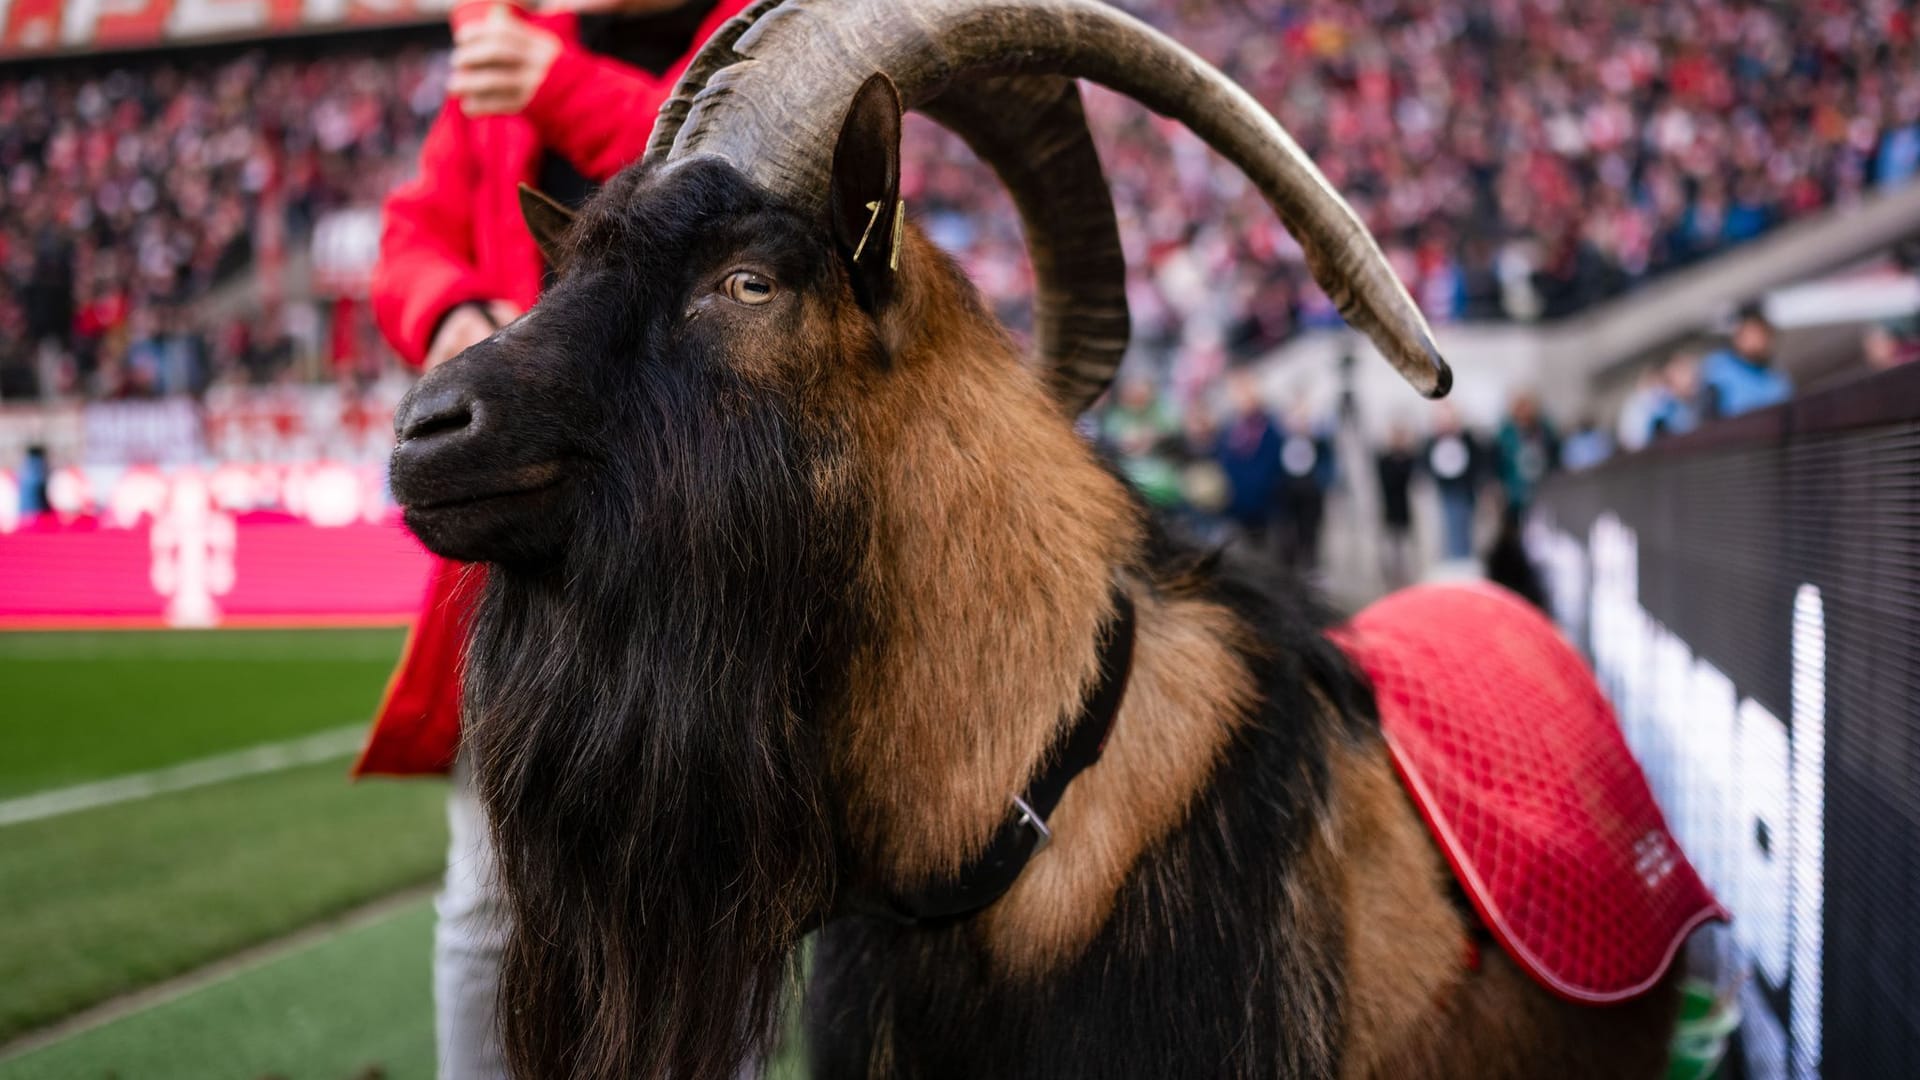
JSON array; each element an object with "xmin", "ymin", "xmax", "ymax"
[
  {"xmin": 1700, "ymin": 307, "xmax": 1792, "ymax": 419},
  {"xmin": 18, "ymin": 445, "xmax": 49, "ymax": 515},
  {"xmin": 1213, "ymin": 373, "xmax": 1283, "ymax": 558}
]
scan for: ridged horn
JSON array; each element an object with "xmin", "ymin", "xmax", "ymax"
[
  {"xmin": 918, "ymin": 75, "xmax": 1129, "ymax": 412},
  {"xmin": 651, "ymin": 0, "xmax": 1451, "ymax": 399}
]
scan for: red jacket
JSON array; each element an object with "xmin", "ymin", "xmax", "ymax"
[{"xmin": 357, "ymin": 0, "xmax": 753, "ymax": 777}]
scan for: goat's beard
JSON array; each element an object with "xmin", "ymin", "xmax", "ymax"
[{"xmin": 462, "ymin": 389, "xmax": 851, "ymax": 1079}]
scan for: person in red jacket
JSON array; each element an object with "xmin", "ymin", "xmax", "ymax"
[{"xmin": 357, "ymin": 2, "xmax": 752, "ymax": 1075}]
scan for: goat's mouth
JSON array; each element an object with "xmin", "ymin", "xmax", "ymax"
[
  {"xmin": 395, "ymin": 460, "xmax": 573, "ymax": 564},
  {"xmin": 404, "ymin": 465, "xmax": 565, "ymax": 512}
]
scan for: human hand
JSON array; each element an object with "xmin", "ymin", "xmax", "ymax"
[
  {"xmin": 425, "ymin": 300, "xmax": 521, "ymax": 369},
  {"xmin": 448, "ymin": 5, "xmax": 563, "ymax": 117}
]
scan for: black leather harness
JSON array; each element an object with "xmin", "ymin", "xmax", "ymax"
[{"xmin": 877, "ymin": 588, "xmax": 1138, "ymax": 924}]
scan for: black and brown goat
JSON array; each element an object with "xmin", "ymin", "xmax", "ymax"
[{"xmin": 388, "ymin": 1, "xmax": 1683, "ymax": 1076}]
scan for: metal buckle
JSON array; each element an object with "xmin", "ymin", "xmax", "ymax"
[{"xmin": 1012, "ymin": 795, "xmax": 1052, "ymax": 856}]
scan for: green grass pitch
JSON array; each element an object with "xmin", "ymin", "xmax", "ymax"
[
  {"xmin": 0, "ymin": 898, "xmax": 808, "ymax": 1080},
  {"xmin": 0, "ymin": 627, "xmax": 810, "ymax": 1075},
  {"xmin": 0, "ymin": 628, "xmax": 445, "ymax": 1052},
  {"xmin": 0, "ymin": 899, "xmax": 440, "ymax": 1080},
  {"xmin": 0, "ymin": 628, "xmax": 408, "ymax": 797},
  {"xmin": 0, "ymin": 760, "xmax": 448, "ymax": 1044}
]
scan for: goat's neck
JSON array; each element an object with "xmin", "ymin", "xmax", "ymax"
[
  {"xmin": 972, "ymin": 584, "xmax": 1257, "ymax": 975},
  {"xmin": 831, "ymin": 236, "xmax": 1254, "ymax": 973}
]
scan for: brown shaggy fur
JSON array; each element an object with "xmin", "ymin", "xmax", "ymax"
[
  {"xmin": 820, "ymin": 226, "xmax": 1679, "ymax": 1073},
  {"xmin": 822, "ymin": 225, "xmax": 1680, "ymax": 1069},
  {"xmin": 981, "ymin": 589, "xmax": 1256, "ymax": 975},
  {"xmin": 830, "ymin": 227, "xmax": 1141, "ymax": 886}
]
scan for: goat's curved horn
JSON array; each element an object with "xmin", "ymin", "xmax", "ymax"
[
  {"xmin": 918, "ymin": 75, "xmax": 1129, "ymax": 413},
  {"xmin": 644, "ymin": 0, "xmax": 779, "ymax": 164},
  {"xmin": 648, "ymin": 9, "xmax": 1128, "ymax": 414},
  {"xmin": 652, "ymin": 0, "xmax": 1451, "ymax": 399}
]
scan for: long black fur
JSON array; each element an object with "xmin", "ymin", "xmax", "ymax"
[{"xmin": 455, "ymin": 163, "xmax": 865, "ymax": 1080}]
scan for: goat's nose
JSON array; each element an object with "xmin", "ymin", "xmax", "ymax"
[{"xmin": 395, "ymin": 383, "xmax": 477, "ymax": 444}]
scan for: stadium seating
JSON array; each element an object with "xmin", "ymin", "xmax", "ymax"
[{"xmin": 2, "ymin": 0, "xmax": 1917, "ymax": 404}]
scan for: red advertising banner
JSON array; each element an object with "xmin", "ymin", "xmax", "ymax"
[
  {"xmin": 0, "ymin": 511, "xmax": 433, "ymax": 628},
  {"xmin": 1, "ymin": 0, "xmax": 453, "ymax": 58},
  {"xmin": 0, "ymin": 463, "xmax": 432, "ymax": 629}
]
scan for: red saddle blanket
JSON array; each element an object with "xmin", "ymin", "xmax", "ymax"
[{"xmin": 1334, "ymin": 583, "xmax": 1726, "ymax": 1003}]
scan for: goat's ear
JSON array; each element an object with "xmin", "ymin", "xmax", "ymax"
[
  {"xmin": 518, "ymin": 183, "xmax": 576, "ymax": 269},
  {"xmin": 829, "ymin": 73, "xmax": 904, "ymax": 312}
]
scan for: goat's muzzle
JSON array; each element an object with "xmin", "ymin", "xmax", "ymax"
[{"xmin": 390, "ymin": 347, "xmax": 573, "ymax": 565}]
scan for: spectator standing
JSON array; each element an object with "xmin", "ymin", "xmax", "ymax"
[
  {"xmin": 1374, "ymin": 425, "xmax": 1418, "ymax": 589},
  {"xmin": 22, "ymin": 230, "xmax": 74, "ymax": 397},
  {"xmin": 1619, "ymin": 350, "xmax": 1703, "ymax": 450},
  {"xmin": 1561, "ymin": 416, "xmax": 1614, "ymax": 471},
  {"xmin": 1425, "ymin": 403, "xmax": 1483, "ymax": 562},
  {"xmin": 1485, "ymin": 503, "xmax": 1549, "ymax": 611},
  {"xmin": 1099, "ymin": 375, "xmax": 1184, "ymax": 510},
  {"xmin": 1495, "ymin": 392, "xmax": 1560, "ymax": 511},
  {"xmin": 353, "ymin": 4, "xmax": 757, "ymax": 1079},
  {"xmin": 1876, "ymin": 105, "xmax": 1920, "ymax": 190},
  {"xmin": 18, "ymin": 445, "xmax": 49, "ymax": 515},
  {"xmin": 1700, "ymin": 307, "xmax": 1792, "ymax": 419},
  {"xmin": 1212, "ymin": 373, "xmax": 1283, "ymax": 559},
  {"xmin": 1615, "ymin": 367, "xmax": 1666, "ymax": 454},
  {"xmin": 1173, "ymin": 408, "xmax": 1233, "ymax": 545},
  {"xmin": 1276, "ymin": 402, "xmax": 1335, "ymax": 573}
]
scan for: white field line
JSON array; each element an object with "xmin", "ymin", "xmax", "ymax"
[
  {"xmin": 0, "ymin": 724, "xmax": 365, "ymax": 828},
  {"xmin": 0, "ymin": 884, "xmax": 435, "ymax": 1062}
]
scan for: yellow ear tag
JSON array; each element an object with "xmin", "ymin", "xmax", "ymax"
[
  {"xmin": 889, "ymin": 199, "xmax": 904, "ymax": 271},
  {"xmin": 852, "ymin": 199, "xmax": 884, "ymax": 265}
]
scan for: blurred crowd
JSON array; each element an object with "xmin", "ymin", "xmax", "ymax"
[
  {"xmin": 1094, "ymin": 369, "xmax": 1569, "ymax": 591},
  {"xmin": 2, "ymin": 0, "xmax": 1918, "ymax": 406},
  {"xmin": 0, "ymin": 46, "xmax": 442, "ymax": 400},
  {"xmin": 1616, "ymin": 304, "xmax": 1920, "ymax": 451},
  {"xmin": 1084, "ymin": 292, "xmax": 1920, "ymax": 589},
  {"xmin": 918, "ymin": 0, "xmax": 1920, "ymax": 387}
]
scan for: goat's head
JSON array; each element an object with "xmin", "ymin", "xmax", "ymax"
[
  {"xmin": 389, "ymin": 150, "xmax": 880, "ymax": 568},
  {"xmin": 386, "ymin": 2, "xmax": 1451, "ymax": 1077},
  {"xmin": 391, "ymin": 0, "xmax": 1453, "ymax": 570}
]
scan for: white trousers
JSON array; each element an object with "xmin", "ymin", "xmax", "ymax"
[{"xmin": 435, "ymin": 758, "xmax": 510, "ymax": 1080}]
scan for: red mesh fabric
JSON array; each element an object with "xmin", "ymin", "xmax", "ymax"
[{"xmin": 1334, "ymin": 583, "xmax": 1727, "ymax": 1003}]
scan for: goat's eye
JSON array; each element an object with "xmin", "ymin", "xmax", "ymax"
[{"xmin": 722, "ymin": 270, "xmax": 777, "ymax": 305}]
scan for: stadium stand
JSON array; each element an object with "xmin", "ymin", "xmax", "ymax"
[
  {"xmin": 0, "ymin": 45, "xmax": 442, "ymax": 399},
  {"xmin": 2, "ymin": 0, "xmax": 1918, "ymax": 407}
]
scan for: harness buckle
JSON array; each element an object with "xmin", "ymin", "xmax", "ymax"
[{"xmin": 1012, "ymin": 795, "xmax": 1052, "ymax": 856}]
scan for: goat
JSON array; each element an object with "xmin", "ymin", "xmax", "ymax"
[{"xmin": 387, "ymin": 1, "xmax": 1700, "ymax": 1076}]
